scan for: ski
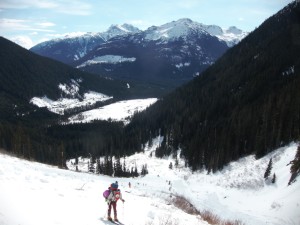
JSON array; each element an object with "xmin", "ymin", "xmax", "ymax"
[{"xmin": 108, "ymin": 220, "xmax": 124, "ymax": 225}]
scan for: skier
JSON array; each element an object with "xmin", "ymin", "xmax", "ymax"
[{"xmin": 106, "ymin": 181, "xmax": 125, "ymax": 222}]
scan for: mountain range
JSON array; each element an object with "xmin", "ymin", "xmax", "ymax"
[
  {"xmin": 30, "ymin": 19, "xmax": 247, "ymax": 88},
  {"xmin": 0, "ymin": 2, "xmax": 299, "ymax": 173},
  {"xmin": 30, "ymin": 23, "xmax": 140, "ymax": 65}
]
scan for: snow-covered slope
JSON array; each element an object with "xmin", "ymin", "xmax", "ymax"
[
  {"xmin": 67, "ymin": 98, "xmax": 157, "ymax": 124},
  {"xmin": 1, "ymin": 141, "xmax": 299, "ymax": 225},
  {"xmin": 29, "ymin": 77, "xmax": 157, "ymax": 123},
  {"xmin": 30, "ymin": 79, "xmax": 113, "ymax": 115}
]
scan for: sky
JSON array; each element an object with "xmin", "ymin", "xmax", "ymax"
[{"xmin": 0, "ymin": 0, "xmax": 294, "ymax": 49}]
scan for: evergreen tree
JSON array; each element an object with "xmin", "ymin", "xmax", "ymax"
[
  {"xmin": 88, "ymin": 157, "xmax": 95, "ymax": 173},
  {"xmin": 114, "ymin": 156, "xmax": 123, "ymax": 177},
  {"xmin": 288, "ymin": 146, "xmax": 300, "ymax": 185},
  {"xmin": 134, "ymin": 163, "xmax": 139, "ymax": 177},
  {"xmin": 96, "ymin": 158, "xmax": 101, "ymax": 174},
  {"xmin": 264, "ymin": 158, "xmax": 273, "ymax": 180},
  {"xmin": 169, "ymin": 162, "xmax": 173, "ymax": 170},
  {"xmin": 141, "ymin": 164, "xmax": 148, "ymax": 176},
  {"xmin": 175, "ymin": 158, "xmax": 179, "ymax": 168},
  {"xmin": 272, "ymin": 173, "xmax": 276, "ymax": 184}
]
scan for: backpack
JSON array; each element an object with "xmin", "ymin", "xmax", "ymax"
[
  {"xmin": 113, "ymin": 190, "xmax": 121, "ymax": 201},
  {"xmin": 103, "ymin": 189, "xmax": 110, "ymax": 199}
]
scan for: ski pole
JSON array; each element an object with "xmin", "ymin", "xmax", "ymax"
[{"xmin": 122, "ymin": 201, "xmax": 124, "ymax": 219}]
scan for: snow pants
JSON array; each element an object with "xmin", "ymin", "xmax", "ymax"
[{"xmin": 108, "ymin": 201, "xmax": 117, "ymax": 219}]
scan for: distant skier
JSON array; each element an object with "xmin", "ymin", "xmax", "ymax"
[
  {"xmin": 128, "ymin": 182, "xmax": 131, "ymax": 188},
  {"xmin": 105, "ymin": 181, "xmax": 125, "ymax": 222}
]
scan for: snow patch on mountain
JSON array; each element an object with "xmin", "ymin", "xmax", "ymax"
[
  {"xmin": 67, "ymin": 98, "xmax": 157, "ymax": 124},
  {"xmin": 77, "ymin": 55, "xmax": 136, "ymax": 68},
  {"xmin": 175, "ymin": 62, "xmax": 191, "ymax": 69},
  {"xmin": 30, "ymin": 78, "xmax": 113, "ymax": 115},
  {"xmin": 30, "ymin": 92, "xmax": 112, "ymax": 115},
  {"xmin": 58, "ymin": 79, "xmax": 81, "ymax": 97},
  {"xmin": 216, "ymin": 26, "xmax": 248, "ymax": 47}
]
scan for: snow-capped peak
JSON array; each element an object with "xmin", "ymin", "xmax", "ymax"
[
  {"xmin": 143, "ymin": 18, "xmax": 248, "ymax": 46},
  {"xmin": 102, "ymin": 23, "xmax": 141, "ymax": 40},
  {"xmin": 144, "ymin": 18, "xmax": 208, "ymax": 41},
  {"xmin": 226, "ymin": 26, "xmax": 243, "ymax": 35}
]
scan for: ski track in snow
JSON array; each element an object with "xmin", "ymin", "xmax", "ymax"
[{"xmin": 0, "ymin": 141, "xmax": 300, "ymax": 225}]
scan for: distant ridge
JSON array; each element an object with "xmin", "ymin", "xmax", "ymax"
[{"xmin": 30, "ymin": 19, "xmax": 247, "ymax": 91}]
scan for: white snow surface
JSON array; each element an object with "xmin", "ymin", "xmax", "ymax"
[
  {"xmin": 77, "ymin": 55, "xmax": 136, "ymax": 68},
  {"xmin": 58, "ymin": 79, "xmax": 81, "ymax": 97},
  {"xmin": 67, "ymin": 98, "xmax": 157, "ymax": 124},
  {"xmin": 1, "ymin": 140, "xmax": 299, "ymax": 225},
  {"xmin": 30, "ymin": 91, "xmax": 112, "ymax": 115}
]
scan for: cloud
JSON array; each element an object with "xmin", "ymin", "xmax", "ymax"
[
  {"xmin": 0, "ymin": 0, "xmax": 92, "ymax": 15},
  {"xmin": 11, "ymin": 35, "xmax": 34, "ymax": 49},
  {"xmin": 0, "ymin": 18, "xmax": 29, "ymax": 30},
  {"xmin": 46, "ymin": 31, "xmax": 86, "ymax": 39},
  {"xmin": 55, "ymin": 1, "xmax": 92, "ymax": 16},
  {"xmin": 36, "ymin": 22, "xmax": 56, "ymax": 27},
  {"xmin": 0, "ymin": 0, "xmax": 57, "ymax": 9},
  {"xmin": 0, "ymin": 18, "xmax": 55, "ymax": 32}
]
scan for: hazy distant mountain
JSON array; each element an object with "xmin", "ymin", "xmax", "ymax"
[
  {"xmin": 74, "ymin": 19, "xmax": 233, "ymax": 87},
  {"xmin": 30, "ymin": 24, "xmax": 141, "ymax": 65},
  {"xmin": 31, "ymin": 19, "xmax": 247, "ymax": 88}
]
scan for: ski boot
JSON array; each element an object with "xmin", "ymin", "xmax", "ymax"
[{"xmin": 107, "ymin": 216, "xmax": 113, "ymax": 221}]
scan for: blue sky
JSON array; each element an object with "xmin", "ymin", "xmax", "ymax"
[{"xmin": 0, "ymin": 0, "xmax": 293, "ymax": 49}]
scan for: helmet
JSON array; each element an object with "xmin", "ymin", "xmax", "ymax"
[{"xmin": 111, "ymin": 182, "xmax": 118, "ymax": 189}]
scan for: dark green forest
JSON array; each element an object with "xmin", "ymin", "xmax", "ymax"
[{"xmin": 0, "ymin": 2, "xmax": 299, "ymax": 173}]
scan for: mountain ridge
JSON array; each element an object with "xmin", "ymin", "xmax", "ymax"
[{"xmin": 30, "ymin": 18, "xmax": 247, "ymax": 69}]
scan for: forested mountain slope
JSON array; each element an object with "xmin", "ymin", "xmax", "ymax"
[
  {"xmin": 0, "ymin": 37, "xmax": 133, "ymax": 122},
  {"xmin": 0, "ymin": 37, "xmax": 137, "ymax": 165},
  {"xmin": 123, "ymin": 2, "xmax": 300, "ymax": 172}
]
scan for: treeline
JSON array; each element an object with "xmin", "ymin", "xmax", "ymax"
[
  {"xmin": 0, "ymin": 122, "xmax": 66, "ymax": 167},
  {"xmin": 0, "ymin": 119, "xmax": 144, "ymax": 171},
  {"xmin": 83, "ymin": 155, "xmax": 148, "ymax": 177}
]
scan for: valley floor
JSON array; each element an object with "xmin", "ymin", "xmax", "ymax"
[{"xmin": 0, "ymin": 140, "xmax": 299, "ymax": 225}]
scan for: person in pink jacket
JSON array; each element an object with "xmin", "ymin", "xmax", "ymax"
[{"xmin": 106, "ymin": 181, "xmax": 125, "ymax": 222}]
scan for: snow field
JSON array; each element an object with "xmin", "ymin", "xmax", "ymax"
[{"xmin": 0, "ymin": 141, "xmax": 299, "ymax": 225}]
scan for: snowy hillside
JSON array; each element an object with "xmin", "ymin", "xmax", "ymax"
[
  {"xmin": 30, "ymin": 79, "xmax": 113, "ymax": 115},
  {"xmin": 1, "ymin": 141, "xmax": 299, "ymax": 225},
  {"xmin": 67, "ymin": 98, "xmax": 157, "ymax": 124},
  {"xmin": 29, "ymin": 77, "xmax": 158, "ymax": 123}
]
